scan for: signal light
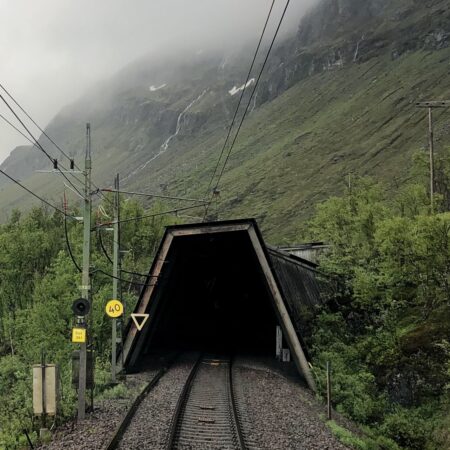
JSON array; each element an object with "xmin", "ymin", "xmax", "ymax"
[{"xmin": 72, "ymin": 298, "xmax": 90, "ymax": 317}]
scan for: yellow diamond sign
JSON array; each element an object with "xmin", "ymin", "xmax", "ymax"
[{"xmin": 105, "ymin": 299, "xmax": 124, "ymax": 318}]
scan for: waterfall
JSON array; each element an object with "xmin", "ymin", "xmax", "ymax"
[{"xmin": 122, "ymin": 90, "xmax": 207, "ymax": 184}]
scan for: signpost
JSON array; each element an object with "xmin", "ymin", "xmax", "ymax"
[
  {"xmin": 131, "ymin": 313, "xmax": 149, "ymax": 331},
  {"xmin": 72, "ymin": 328, "xmax": 86, "ymax": 343},
  {"xmin": 105, "ymin": 299, "xmax": 123, "ymax": 318},
  {"xmin": 105, "ymin": 298, "xmax": 123, "ymax": 382}
]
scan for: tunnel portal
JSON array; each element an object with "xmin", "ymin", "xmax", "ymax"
[
  {"xmin": 120, "ymin": 220, "xmax": 319, "ymax": 391},
  {"xmin": 148, "ymin": 230, "xmax": 278, "ymax": 353}
]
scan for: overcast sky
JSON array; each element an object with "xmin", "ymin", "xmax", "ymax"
[{"xmin": 0, "ymin": 0, "xmax": 316, "ymax": 163}]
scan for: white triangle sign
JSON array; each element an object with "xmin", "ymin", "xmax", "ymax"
[{"xmin": 131, "ymin": 313, "xmax": 149, "ymax": 331}]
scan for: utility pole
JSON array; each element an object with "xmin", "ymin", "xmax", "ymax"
[
  {"xmin": 416, "ymin": 101, "xmax": 450, "ymax": 213},
  {"xmin": 111, "ymin": 174, "xmax": 120, "ymax": 382},
  {"xmin": 78, "ymin": 123, "xmax": 92, "ymax": 420}
]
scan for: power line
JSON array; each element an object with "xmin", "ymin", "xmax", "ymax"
[
  {"xmin": 64, "ymin": 196, "xmax": 82, "ymax": 272},
  {"xmin": 93, "ymin": 268, "xmax": 157, "ymax": 287},
  {"xmin": 0, "ymin": 169, "xmax": 73, "ymax": 217},
  {"xmin": 0, "ymin": 83, "xmax": 112, "ymax": 206},
  {"xmin": 100, "ymin": 188, "xmax": 206, "ymax": 204},
  {"xmin": 97, "ymin": 227, "xmax": 154, "ymax": 278},
  {"xmin": 98, "ymin": 228, "xmax": 114, "ymax": 264},
  {"xmin": 95, "ymin": 204, "xmax": 203, "ymax": 227},
  {"xmin": 205, "ymin": 0, "xmax": 276, "ymax": 198},
  {"xmin": 0, "ymin": 111, "xmax": 87, "ymax": 190},
  {"xmin": 0, "ymin": 93, "xmax": 86, "ymax": 199},
  {"xmin": 0, "ymin": 82, "xmax": 78, "ymax": 167},
  {"xmin": 204, "ymin": 0, "xmax": 291, "ymax": 220}
]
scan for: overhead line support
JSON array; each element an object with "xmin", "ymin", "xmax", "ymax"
[
  {"xmin": 77, "ymin": 123, "xmax": 92, "ymax": 421},
  {"xmin": 416, "ymin": 101, "xmax": 450, "ymax": 213}
]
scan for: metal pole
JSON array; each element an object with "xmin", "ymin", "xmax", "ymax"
[
  {"xmin": 326, "ymin": 361, "xmax": 331, "ymax": 420},
  {"xmin": 78, "ymin": 123, "xmax": 92, "ymax": 421},
  {"xmin": 111, "ymin": 174, "xmax": 119, "ymax": 382},
  {"xmin": 428, "ymin": 107, "xmax": 435, "ymax": 213},
  {"xmin": 41, "ymin": 349, "xmax": 46, "ymax": 430}
]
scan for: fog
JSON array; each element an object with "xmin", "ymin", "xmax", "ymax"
[{"xmin": 0, "ymin": 0, "xmax": 317, "ymax": 163}]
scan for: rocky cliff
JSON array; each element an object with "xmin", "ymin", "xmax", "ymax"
[{"xmin": 1, "ymin": 0, "xmax": 449, "ymax": 239}]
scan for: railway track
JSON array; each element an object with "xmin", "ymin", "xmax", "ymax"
[
  {"xmin": 104, "ymin": 353, "xmax": 247, "ymax": 450},
  {"xmin": 166, "ymin": 355, "xmax": 247, "ymax": 450}
]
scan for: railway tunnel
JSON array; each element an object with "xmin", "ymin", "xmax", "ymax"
[{"xmin": 119, "ymin": 219, "xmax": 322, "ymax": 391}]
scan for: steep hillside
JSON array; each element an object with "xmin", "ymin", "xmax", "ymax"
[{"xmin": 1, "ymin": 0, "xmax": 449, "ymax": 240}]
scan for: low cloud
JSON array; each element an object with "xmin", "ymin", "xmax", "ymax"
[{"xmin": 0, "ymin": 0, "xmax": 317, "ymax": 162}]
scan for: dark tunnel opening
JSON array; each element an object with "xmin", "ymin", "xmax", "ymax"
[{"xmin": 143, "ymin": 231, "xmax": 280, "ymax": 355}]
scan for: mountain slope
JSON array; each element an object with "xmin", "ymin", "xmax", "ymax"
[{"xmin": 1, "ymin": 0, "xmax": 449, "ymax": 240}]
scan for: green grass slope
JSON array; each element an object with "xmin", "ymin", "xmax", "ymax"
[{"xmin": 0, "ymin": 0, "xmax": 449, "ymax": 242}]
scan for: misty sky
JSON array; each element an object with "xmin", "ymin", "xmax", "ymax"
[{"xmin": 0, "ymin": 0, "xmax": 316, "ymax": 163}]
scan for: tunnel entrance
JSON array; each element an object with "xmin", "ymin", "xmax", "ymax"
[
  {"xmin": 148, "ymin": 231, "xmax": 278, "ymax": 354},
  {"xmin": 121, "ymin": 220, "xmax": 318, "ymax": 391}
]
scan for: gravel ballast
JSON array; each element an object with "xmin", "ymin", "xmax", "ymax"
[
  {"xmin": 39, "ymin": 354, "xmax": 352, "ymax": 449},
  {"xmin": 233, "ymin": 356, "xmax": 350, "ymax": 449},
  {"xmin": 38, "ymin": 368, "xmax": 159, "ymax": 450},
  {"xmin": 116, "ymin": 352, "xmax": 198, "ymax": 449}
]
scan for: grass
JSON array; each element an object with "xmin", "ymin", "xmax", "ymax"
[
  {"xmin": 326, "ymin": 420, "xmax": 400, "ymax": 450},
  {"xmin": 1, "ymin": 2, "xmax": 450, "ymax": 243}
]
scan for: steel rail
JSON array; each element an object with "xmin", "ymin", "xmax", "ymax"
[
  {"xmin": 103, "ymin": 355, "xmax": 177, "ymax": 450},
  {"xmin": 229, "ymin": 357, "xmax": 247, "ymax": 449},
  {"xmin": 165, "ymin": 355, "xmax": 246, "ymax": 450},
  {"xmin": 165, "ymin": 354, "xmax": 203, "ymax": 449}
]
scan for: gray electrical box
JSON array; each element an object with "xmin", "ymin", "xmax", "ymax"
[{"xmin": 32, "ymin": 364, "xmax": 59, "ymax": 416}]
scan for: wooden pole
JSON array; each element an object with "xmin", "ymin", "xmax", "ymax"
[{"xmin": 428, "ymin": 107, "xmax": 435, "ymax": 213}]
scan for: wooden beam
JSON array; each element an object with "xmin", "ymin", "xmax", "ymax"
[{"xmin": 248, "ymin": 227, "xmax": 317, "ymax": 392}]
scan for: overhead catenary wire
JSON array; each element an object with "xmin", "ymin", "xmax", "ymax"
[
  {"xmin": 97, "ymin": 227, "xmax": 152, "ymax": 278},
  {"xmin": 204, "ymin": 0, "xmax": 291, "ymax": 220},
  {"xmin": 0, "ymin": 93, "xmax": 86, "ymax": 199},
  {"xmin": 204, "ymin": 0, "xmax": 276, "ymax": 198},
  {"xmin": 0, "ymin": 169, "xmax": 73, "ymax": 217},
  {"xmin": 0, "ymin": 111, "xmax": 87, "ymax": 190},
  {"xmin": 93, "ymin": 268, "xmax": 157, "ymax": 287},
  {"xmin": 64, "ymin": 193, "xmax": 82, "ymax": 272},
  {"xmin": 0, "ymin": 82, "xmax": 78, "ymax": 168},
  {"xmin": 95, "ymin": 204, "xmax": 203, "ymax": 227},
  {"xmin": 0, "ymin": 84, "xmax": 113, "ymax": 206},
  {"xmin": 100, "ymin": 188, "xmax": 207, "ymax": 204}
]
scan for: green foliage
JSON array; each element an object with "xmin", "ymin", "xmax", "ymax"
[
  {"xmin": 326, "ymin": 420, "xmax": 400, "ymax": 450},
  {"xmin": 0, "ymin": 198, "xmax": 172, "ymax": 448},
  {"xmin": 97, "ymin": 383, "xmax": 131, "ymax": 400},
  {"xmin": 306, "ymin": 172, "xmax": 450, "ymax": 449}
]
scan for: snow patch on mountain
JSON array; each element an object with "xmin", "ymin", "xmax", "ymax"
[
  {"xmin": 149, "ymin": 84, "xmax": 167, "ymax": 92},
  {"xmin": 228, "ymin": 78, "xmax": 255, "ymax": 96}
]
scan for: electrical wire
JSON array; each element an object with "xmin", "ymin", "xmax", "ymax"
[
  {"xmin": 100, "ymin": 188, "xmax": 206, "ymax": 204},
  {"xmin": 97, "ymin": 228, "xmax": 153, "ymax": 277},
  {"xmin": 0, "ymin": 169, "xmax": 74, "ymax": 217},
  {"xmin": 97, "ymin": 228, "xmax": 114, "ymax": 264},
  {"xmin": 93, "ymin": 268, "xmax": 157, "ymax": 287},
  {"xmin": 64, "ymin": 206, "xmax": 82, "ymax": 272},
  {"xmin": 205, "ymin": 0, "xmax": 276, "ymax": 198},
  {"xmin": 0, "ymin": 111, "xmax": 87, "ymax": 191},
  {"xmin": 0, "ymin": 84, "xmax": 113, "ymax": 206},
  {"xmin": 0, "ymin": 93, "xmax": 86, "ymax": 199},
  {"xmin": 95, "ymin": 204, "xmax": 203, "ymax": 227},
  {"xmin": 204, "ymin": 0, "xmax": 291, "ymax": 219},
  {"xmin": 0, "ymin": 82, "xmax": 77, "ymax": 167}
]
